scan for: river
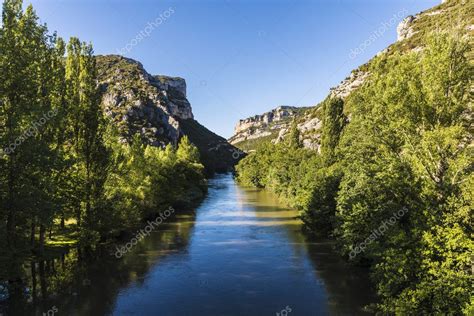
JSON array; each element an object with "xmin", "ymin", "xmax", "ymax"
[{"xmin": 2, "ymin": 173, "xmax": 375, "ymax": 315}]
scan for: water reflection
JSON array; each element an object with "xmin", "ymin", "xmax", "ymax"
[
  {"xmin": 1, "ymin": 209, "xmax": 197, "ymax": 316},
  {"xmin": 1, "ymin": 173, "xmax": 375, "ymax": 316}
]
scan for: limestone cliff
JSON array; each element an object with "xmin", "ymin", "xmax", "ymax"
[
  {"xmin": 228, "ymin": 106, "xmax": 302, "ymax": 146},
  {"xmin": 96, "ymin": 55, "xmax": 241, "ymax": 173}
]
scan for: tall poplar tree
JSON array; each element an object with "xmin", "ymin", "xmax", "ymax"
[
  {"xmin": 0, "ymin": 0, "xmax": 57, "ymax": 248},
  {"xmin": 64, "ymin": 38, "xmax": 109, "ymax": 244},
  {"xmin": 320, "ymin": 97, "xmax": 345, "ymax": 165}
]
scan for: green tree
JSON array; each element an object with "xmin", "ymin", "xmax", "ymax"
[
  {"xmin": 287, "ymin": 118, "xmax": 302, "ymax": 149},
  {"xmin": 0, "ymin": 0, "xmax": 208, "ymax": 257},
  {"xmin": 320, "ymin": 97, "xmax": 345, "ymax": 165},
  {"xmin": 0, "ymin": 0, "xmax": 59, "ymax": 249},
  {"xmin": 176, "ymin": 135, "xmax": 200, "ymax": 163},
  {"xmin": 236, "ymin": 31, "xmax": 472, "ymax": 314},
  {"xmin": 65, "ymin": 38, "xmax": 109, "ymax": 246},
  {"xmin": 337, "ymin": 31, "xmax": 472, "ymax": 314}
]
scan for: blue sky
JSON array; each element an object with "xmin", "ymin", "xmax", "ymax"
[{"xmin": 24, "ymin": 0, "xmax": 439, "ymax": 138}]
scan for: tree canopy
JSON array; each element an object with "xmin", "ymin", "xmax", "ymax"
[{"xmin": 236, "ymin": 31, "xmax": 473, "ymax": 314}]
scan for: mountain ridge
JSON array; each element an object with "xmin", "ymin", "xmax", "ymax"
[
  {"xmin": 229, "ymin": 0, "xmax": 472, "ymax": 152},
  {"xmin": 96, "ymin": 55, "xmax": 241, "ymax": 174}
]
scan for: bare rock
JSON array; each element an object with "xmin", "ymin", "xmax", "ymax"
[
  {"xmin": 330, "ymin": 71, "xmax": 369, "ymax": 99},
  {"xmin": 397, "ymin": 15, "xmax": 417, "ymax": 41},
  {"xmin": 229, "ymin": 106, "xmax": 302, "ymax": 145}
]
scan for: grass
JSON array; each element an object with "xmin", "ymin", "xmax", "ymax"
[{"xmin": 39, "ymin": 219, "xmax": 80, "ymax": 252}]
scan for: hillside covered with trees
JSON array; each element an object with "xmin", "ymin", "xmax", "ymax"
[
  {"xmin": 236, "ymin": 2, "xmax": 473, "ymax": 314},
  {"xmin": 0, "ymin": 0, "xmax": 472, "ymax": 315},
  {"xmin": 0, "ymin": 0, "xmax": 207, "ymax": 260}
]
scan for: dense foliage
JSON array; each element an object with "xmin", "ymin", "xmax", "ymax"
[
  {"xmin": 236, "ymin": 32, "xmax": 473, "ymax": 314},
  {"xmin": 0, "ymin": 0, "xmax": 206, "ymax": 255}
]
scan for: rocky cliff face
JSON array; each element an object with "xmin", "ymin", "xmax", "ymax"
[
  {"xmin": 227, "ymin": 68, "xmax": 369, "ymax": 151},
  {"xmin": 96, "ymin": 55, "xmax": 240, "ymax": 173},
  {"xmin": 228, "ymin": 104, "xmax": 323, "ymax": 151},
  {"xmin": 228, "ymin": 67, "xmax": 368, "ymax": 151},
  {"xmin": 153, "ymin": 75, "xmax": 194, "ymax": 120},
  {"xmin": 270, "ymin": 111, "xmax": 323, "ymax": 151},
  {"xmin": 396, "ymin": 15, "xmax": 417, "ymax": 41},
  {"xmin": 97, "ymin": 55, "xmax": 189, "ymax": 146},
  {"xmin": 228, "ymin": 106, "xmax": 302, "ymax": 146},
  {"xmin": 329, "ymin": 70, "xmax": 369, "ymax": 99},
  {"xmin": 234, "ymin": 106, "xmax": 298, "ymax": 134}
]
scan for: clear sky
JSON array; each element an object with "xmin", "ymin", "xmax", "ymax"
[{"xmin": 23, "ymin": 0, "xmax": 439, "ymax": 138}]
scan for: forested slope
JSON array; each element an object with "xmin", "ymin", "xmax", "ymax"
[
  {"xmin": 236, "ymin": 0, "xmax": 473, "ymax": 313},
  {"xmin": 0, "ymin": 0, "xmax": 207, "ymax": 261}
]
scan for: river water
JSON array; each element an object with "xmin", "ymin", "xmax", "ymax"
[{"xmin": 2, "ymin": 173, "xmax": 375, "ymax": 315}]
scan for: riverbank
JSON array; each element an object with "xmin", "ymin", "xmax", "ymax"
[{"xmin": 1, "ymin": 173, "xmax": 376, "ymax": 315}]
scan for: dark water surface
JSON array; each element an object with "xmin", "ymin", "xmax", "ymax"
[{"xmin": 2, "ymin": 173, "xmax": 375, "ymax": 315}]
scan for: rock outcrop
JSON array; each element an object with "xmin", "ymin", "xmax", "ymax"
[
  {"xmin": 228, "ymin": 68, "xmax": 368, "ymax": 151},
  {"xmin": 295, "ymin": 115, "xmax": 322, "ymax": 151},
  {"xmin": 153, "ymin": 75, "xmax": 194, "ymax": 120},
  {"xmin": 228, "ymin": 104, "xmax": 323, "ymax": 151},
  {"xmin": 329, "ymin": 70, "xmax": 369, "ymax": 99},
  {"xmin": 234, "ymin": 106, "xmax": 298, "ymax": 135},
  {"xmin": 270, "ymin": 111, "xmax": 322, "ymax": 151},
  {"xmin": 96, "ymin": 55, "xmax": 240, "ymax": 173},
  {"xmin": 228, "ymin": 106, "xmax": 303, "ymax": 146},
  {"xmin": 397, "ymin": 15, "xmax": 417, "ymax": 41},
  {"xmin": 97, "ymin": 55, "xmax": 190, "ymax": 146},
  {"xmin": 229, "ymin": 68, "xmax": 367, "ymax": 150}
]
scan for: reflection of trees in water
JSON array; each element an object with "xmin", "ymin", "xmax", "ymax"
[
  {"xmin": 1, "ymin": 210, "xmax": 197, "ymax": 315},
  {"xmin": 237, "ymin": 186, "xmax": 309, "ymax": 260},
  {"xmin": 302, "ymin": 240, "xmax": 377, "ymax": 315},
  {"xmin": 1, "ymin": 252, "xmax": 77, "ymax": 315},
  {"xmin": 238, "ymin": 185, "xmax": 376, "ymax": 315},
  {"xmin": 2, "ymin": 179, "xmax": 377, "ymax": 315}
]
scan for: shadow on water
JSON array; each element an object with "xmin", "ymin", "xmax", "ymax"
[
  {"xmin": 237, "ymin": 184, "xmax": 376, "ymax": 315},
  {"xmin": 0, "ymin": 209, "xmax": 198, "ymax": 316},
  {"xmin": 1, "ymin": 173, "xmax": 376, "ymax": 315}
]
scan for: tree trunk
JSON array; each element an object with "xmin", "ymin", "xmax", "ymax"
[
  {"xmin": 39, "ymin": 260, "xmax": 47, "ymax": 299},
  {"xmin": 39, "ymin": 224, "xmax": 46, "ymax": 254},
  {"xmin": 31, "ymin": 261, "xmax": 37, "ymax": 303},
  {"xmin": 30, "ymin": 220, "xmax": 36, "ymax": 248},
  {"xmin": 6, "ymin": 210, "xmax": 15, "ymax": 247}
]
